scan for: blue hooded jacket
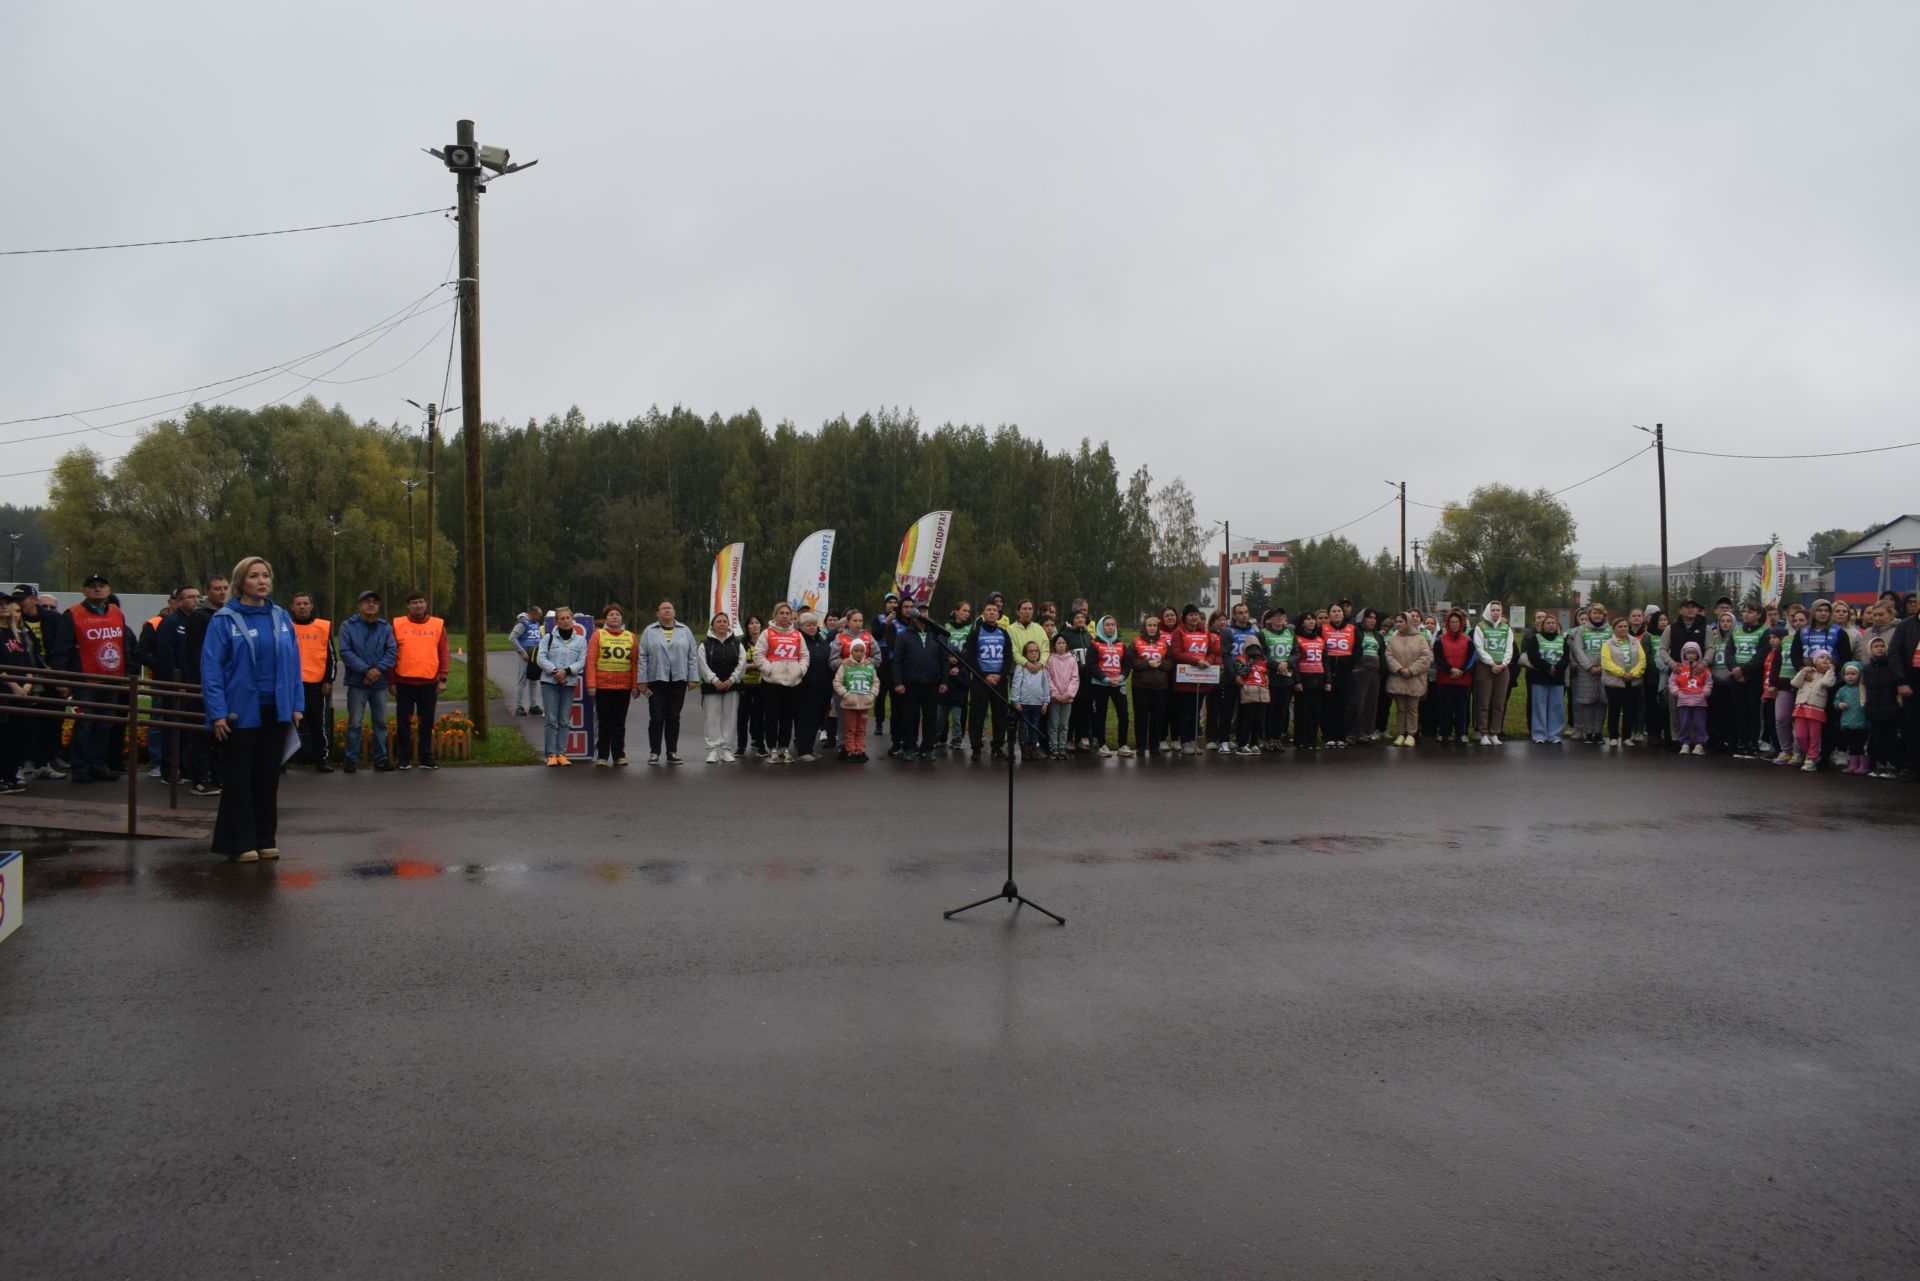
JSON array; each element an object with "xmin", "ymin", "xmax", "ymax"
[
  {"xmin": 339, "ymin": 613, "xmax": 399, "ymax": 689},
  {"xmin": 201, "ymin": 599, "xmax": 305, "ymax": 729}
]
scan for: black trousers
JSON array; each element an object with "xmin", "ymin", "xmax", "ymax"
[
  {"xmin": 968, "ymin": 675, "xmax": 1009, "ymax": 751},
  {"xmin": 211, "ymin": 705, "xmax": 287, "ymax": 857},
  {"xmin": 1236, "ymin": 701, "xmax": 1264, "ymax": 748},
  {"xmin": 1644, "ymin": 685, "xmax": 1669, "ymax": 747},
  {"xmin": 1730, "ymin": 677, "xmax": 1762, "ymax": 751},
  {"xmin": 1707, "ymin": 681, "xmax": 1734, "ymax": 751},
  {"xmin": 394, "ymin": 682, "xmax": 438, "ymax": 765},
  {"xmin": 1868, "ymin": 717, "xmax": 1898, "ymax": 768},
  {"xmin": 1209, "ymin": 683, "xmax": 1235, "ymax": 743},
  {"xmin": 1293, "ymin": 685, "xmax": 1325, "ymax": 746},
  {"xmin": 1070, "ymin": 678, "xmax": 1096, "ymax": 743},
  {"xmin": 646, "ymin": 681, "xmax": 686, "ymax": 755},
  {"xmin": 736, "ymin": 684, "xmax": 764, "ymax": 753},
  {"xmin": 894, "ymin": 682, "xmax": 940, "ymax": 752},
  {"xmin": 1130, "ymin": 685, "xmax": 1167, "ymax": 754},
  {"xmin": 1436, "ymin": 685, "xmax": 1470, "ymax": 739},
  {"xmin": 1171, "ymin": 688, "xmax": 1205, "ymax": 744},
  {"xmin": 299, "ymin": 682, "xmax": 330, "ymax": 765},
  {"xmin": 1090, "ymin": 683, "xmax": 1129, "ymax": 747},
  {"xmin": 1265, "ymin": 685, "xmax": 1292, "ymax": 742},
  {"xmin": 1604, "ymin": 685, "xmax": 1640, "ymax": 739},
  {"xmin": 1905, "ymin": 696, "xmax": 1920, "ymax": 770},
  {"xmin": 872, "ymin": 659, "xmax": 892, "ymax": 732},
  {"xmin": 0, "ymin": 712, "xmax": 22, "ymax": 782},
  {"xmin": 765, "ymin": 683, "xmax": 798, "ymax": 752},
  {"xmin": 595, "ymin": 690, "xmax": 631, "ymax": 760},
  {"xmin": 794, "ymin": 691, "xmax": 829, "ymax": 756},
  {"xmin": 1323, "ymin": 672, "xmax": 1349, "ymax": 742}
]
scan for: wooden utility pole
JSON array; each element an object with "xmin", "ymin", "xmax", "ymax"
[
  {"xmin": 326, "ymin": 519, "xmax": 340, "ymax": 622},
  {"xmin": 1220, "ymin": 520, "xmax": 1230, "ymax": 612},
  {"xmin": 424, "ymin": 401, "xmax": 438, "ymax": 608},
  {"xmin": 401, "ymin": 479, "xmax": 422, "ymax": 587},
  {"xmin": 455, "ymin": 117, "xmax": 489, "ymax": 737},
  {"xmin": 1396, "ymin": 480, "xmax": 1407, "ymax": 613},
  {"xmin": 1654, "ymin": 423, "xmax": 1669, "ymax": 618}
]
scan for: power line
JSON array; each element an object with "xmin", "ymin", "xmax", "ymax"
[
  {"xmin": 1665, "ymin": 439, "xmax": 1920, "ymax": 460},
  {"xmin": 1546, "ymin": 444, "xmax": 1652, "ymax": 497},
  {"xmin": 1228, "ymin": 495, "xmax": 1402, "ymax": 550},
  {"xmin": 0, "ymin": 280, "xmax": 456, "ymax": 433},
  {"xmin": 0, "ymin": 206, "xmax": 452, "ymax": 256},
  {"xmin": 2, "ymin": 294, "xmax": 453, "ymax": 448}
]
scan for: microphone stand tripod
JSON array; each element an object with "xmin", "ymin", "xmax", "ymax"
[{"xmin": 932, "ymin": 608, "xmax": 1064, "ymax": 925}]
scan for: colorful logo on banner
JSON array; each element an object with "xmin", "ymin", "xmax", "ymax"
[
  {"xmin": 892, "ymin": 510, "xmax": 952, "ymax": 606},
  {"xmin": 1759, "ymin": 541, "xmax": 1788, "ymax": 606},
  {"xmin": 787, "ymin": 529, "xmax": 835, "ymax": 617},
  {"xmin": 710, "ymin": 542, "xmax": 744, "ymax": 627}
]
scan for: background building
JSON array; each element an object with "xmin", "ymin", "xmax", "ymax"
[
  {"xmin": 1667, "ymin": 543, "xmax": 1818, "ymax": 602},
  {"xmin": 1831, "ymin": 517, "xmax": 1920, "ymax": 606}
]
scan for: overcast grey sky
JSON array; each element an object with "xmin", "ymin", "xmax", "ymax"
[{"xmin": 5, "ymin": 1, "xmax": 1916, "ymax": 566}]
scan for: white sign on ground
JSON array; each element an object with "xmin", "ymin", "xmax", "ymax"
[{"xmin": 0, "ymin": 851, "xmax": 21, "ymax": 947}]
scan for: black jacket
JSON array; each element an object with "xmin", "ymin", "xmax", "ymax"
[
  {"xmin": 700, "ymin": 632, "xmax": 743, "ymax": 692},
  {"xmin": 1889, "ymin": 616, "xmax": 1920, "ymax": 686},
  {"xmin": 1522, "ymin": 629, "xmax": 1570, "ymax": 685},
  {"xmin": 152, "ymin": 610, "xmax": 195, "ymax": 682},
  {"xmin": 799, "ymin": 631, "xmax": 834, "ymax": 698},
  {"xmin": 183, "ymin": 601, "xmax": 220, "ymax": 684},
  {"xmin": 1861, "ymin": 656, "xmax": 1901, "ymax": 722},
  {"xmin": 30, "ymin": 607, "xmax": 75, "ymax": 674},
  {"xmin": 891, "ymin": 621, "xmax": 947, "ymax": 685}
]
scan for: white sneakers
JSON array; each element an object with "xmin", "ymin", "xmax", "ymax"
[
  {"xmin": 1097, "ymin": 745, "xmax": 1113, "ymax": 758},
  {"xmin": 1117, "ymin": 746, "xmax": 1134, "ymax": 758},
  {"xmin": 706, "ymin": 750, "xmax": 719, "ymax": 764},
  {"xmin": 721, "ymin": 751, "xmax": 736, "ymax": 763},
  {"xmin": 1217, "ymin": 741, "xmax": 1234, "ymax": 755}
]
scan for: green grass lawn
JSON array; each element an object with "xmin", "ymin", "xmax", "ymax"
[{"xmin": 443, "ymin": 653, "xmax": 501, "ymax": 704}]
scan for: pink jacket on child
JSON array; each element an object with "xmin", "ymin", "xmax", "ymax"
[{"xmin": 1045, "ymin": 652, "xmax": 1080, "ymax": 703}]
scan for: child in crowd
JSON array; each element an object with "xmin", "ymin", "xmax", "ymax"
[
  {"xmin": 1789, "ymin": 650, "xmax": 1837, "ymax": 773},
  {"xmin": 1767, "ymin": 627, "xmax": 1799, "ymax": 764},
  {"xmin": 1672, "ymin": 641, "xmax": 1713, "ymax": 755},
  {"xmin": 830, "ymin": 639, "xmax": 877, "ymax": 763},
  {"xmin": 1862, "ymin": 637, "xmax": 1902, "ymax": 778},
  {"xmin": 1044, "ymin": 632, "xmax": 1080, "ymax": 760},
  {"xmin": 1233, "ymin": 640, "xmax": 1270, "ymax": 754},
  {"xmin": 1832, "ymin": 661, "xmax": 1868, "ymax": 775},
  {"xmin": 1011, "ymin": 640, "xmax": 1050, "ymax": 761}
]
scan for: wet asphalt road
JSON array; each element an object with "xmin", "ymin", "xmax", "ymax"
[{"xmin": 3, "ymin": 709, "xmax": 1918, "ymax": 1279}]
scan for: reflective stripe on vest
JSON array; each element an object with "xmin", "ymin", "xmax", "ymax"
[
  {"xmin": 393, "ymin": 615, "xmax": 445, "ymax": 680},
  {"xmin": 293, "ymin": 619, "xmax": 331, "ymax": 683}
]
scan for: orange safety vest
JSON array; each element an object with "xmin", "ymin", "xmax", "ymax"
[
  {"xmin": 293, "ymin": 618, "xmax": 332, "ymax": 683},
  {"xmin": 393, "ymin": 615, "xmax": 446, "ymax": 681}
]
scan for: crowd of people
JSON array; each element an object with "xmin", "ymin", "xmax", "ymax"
[
  {"xmin": 499, "ymin": 587, "xmax": 1920, "ymax": 780},
  {"xmin": 4, "ymin": 572, "xmax": 1918, "ymax": 862}
]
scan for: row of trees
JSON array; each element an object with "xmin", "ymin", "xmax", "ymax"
[
  {"xmin": 31, "ymin": 402, "xmax": 1713, "ymax": 627},
  {"xmin": 33, "ymin": 399, "xmax": 1225, "ymax": 625}
]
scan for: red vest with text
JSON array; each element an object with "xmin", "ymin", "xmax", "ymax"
[
  {"xmin": 67, "ymin": 603, "xmax": 127, "ymax": 676},
  {"xmin": 836, "ymin": 630, "xmax": 875, "ymax": 662},
  {"xmin": 1324, "ymin": 624, "xmax": 1355, "ymax": 658},
  {"xmin": 766, "ymin": 629, "xmax": 803, "ymax": 663},
  {"xmin": 1295, "ymin": 635, "xmax": 1326, "ymax": 674},
  {"xmin": 1093, "ymin": 639, "xmax": 1125, "ymax": 681},
  {"xmin": 1240, "ymin": 660, "xmax": 1268, "ymax": 688}
]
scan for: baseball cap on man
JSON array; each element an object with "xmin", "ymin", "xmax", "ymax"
[{"xmin": 83, "ymin": 573, "xmax": 110, "ymax": 586}]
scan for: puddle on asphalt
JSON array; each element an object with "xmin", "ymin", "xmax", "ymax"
[{"xmin": 15, "ymin": 800, "xmax": 1918, "ymax": 901}]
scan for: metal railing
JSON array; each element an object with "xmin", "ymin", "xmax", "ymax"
[{"xmin": 0, "ymin": 662, "xmax": 208, "ymax": 836}]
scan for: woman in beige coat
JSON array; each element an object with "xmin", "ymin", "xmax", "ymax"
[{"xmin": 1384, "ymin": 612, "xmax": 1434, "ymax": 746}]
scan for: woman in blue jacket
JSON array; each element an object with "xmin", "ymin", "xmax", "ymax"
[{"xmin": 201, "ymin": 555, "xmax": 304, "ymax": 862}]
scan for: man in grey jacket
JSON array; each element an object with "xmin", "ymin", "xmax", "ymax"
[{"xmin": 637, "ymin": 599, "xmax": 700, "ymax": 764}]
